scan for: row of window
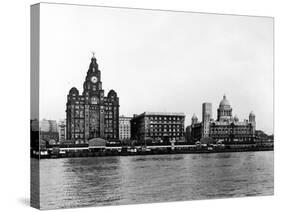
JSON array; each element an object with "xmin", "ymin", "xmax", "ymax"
[
  {"xmin": 120, "ymin": 123, "xmax": 130, "ymax": 127},
  {"xmin": 69, "ymin": 97, "xmax": 118, "ymax": 103},
  {"xmin": 149, "ymin": 116, "xmax": 183, "ymax": 121},
  {"xmin": 71, "ymin": 133, "xmax": 85, "ymax": 139},
  {"xmin": 147, "ymin": 133, "xmax": 182, "ymax": 136},
  {"xmin": 120, "ymin": 131, "xmax": 130, "ymax": 134},
  {"xmin": 120, "ymin": 137, "xmax": 130, "ymax": 139},
  {"xmin": 120, "ymin": 126, "xmax": 130, "ymax": 129},
  {"xmin": 120, "ymin": 127, "xmax": 130, "ymax": 130},
  {"xmin": 149, "ymin": 128, "xmax": 182, "ymax": 132},
  {"xmin": 70, "ymin": 131, "xmax": 119, "ymax": 138},
  {"xmin": 150, "ymin": 125, "xmax": 183, "ymax": 129},
  {"xmin": 120, "ymin": 130, "xmax": 130, "ymax": 133},
  {"xmin": 211, "ymin": 133, "xmax": 252, "ymax": 137},
  {"xmin": 105, "ymin": 133, "xmax": 117, "ymax": 139},
  {"xmin": 68, "ymin": 101, "xmax": 117, "ymax": 107},
  {"xmin": 120, "ymin": 133, "xmax": 130, "ymax": 136},
  {"xmin": 68, "ymin": 111, "xmax": 118, "ymax": 119},
  {"xmin": 211, "ymin": 128, "xmax": 251, "ymax": 133},
  {"xmin": 149, "ymin": 121, "xmax": 183, "ymax": 125}
]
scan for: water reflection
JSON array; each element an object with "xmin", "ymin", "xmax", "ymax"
[{"xmin": 40, "ymin": 151, "xmax": 273, "ymax": 209}]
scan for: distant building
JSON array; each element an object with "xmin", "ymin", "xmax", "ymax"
[
  {"xmin": 66, "ymin": 55, "xmax": 119, "ymax": 142},
  {"xmin": 39, "ymin": 119, "xmax": 59, "ymax": 144},
  {"xmin": 191, "ymin": 113, "xmax": 198, "ymax": 125},
  {"xmin": 31, "ymin": 119, "xmax": 39, "ymax": 132},
  {"xmin": 255, "ymin": 130, "xmax": 273, "ymax": 142},
  {"xmin": 40, "ymin": 132, "xmax": 59, "ymax": 144},
  {"xmin": 58, "ymin": 119, "xmax": 66, "ymax": 143},
  {"xmin": 190, "ymin": 114, "xmax": 202, "ymax": 142},
  {"xmin": 131, "ymin": 112, "xmax": 185, "ymax": 144},
  {"xmin": 40, "ymin": 119, "xmax": 58, "ymax": 132},
  {"xmin": 188, "ymin": 95, "xmax": 256, "ymax": 143},
  {"xmin": 202, "ymin": 103, "xmax": 212, "ymax": 138},
  {"xmin": 119, "ymin": 116, "xmax": 132, "ymax": 140},
  {"xmin": 30, "ymin": 119, "xmax": 39, "ymax": 150},
  {"xmin": 185, "ymin": 125, "xmax": 192, "ymax": 143}
]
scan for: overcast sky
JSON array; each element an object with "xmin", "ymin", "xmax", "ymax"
[{"xmin": 39, "ymin": 3, "xmax": 274, "ymax": 134}]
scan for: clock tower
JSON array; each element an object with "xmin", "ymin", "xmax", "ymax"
[{"xmin": 66, "ymin": 54, "xmax": 119, "ymax": 142}]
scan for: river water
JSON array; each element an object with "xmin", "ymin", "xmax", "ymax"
[{"xmin": 39, "ymin": 151, "xmax": 273, "ymax": 209}]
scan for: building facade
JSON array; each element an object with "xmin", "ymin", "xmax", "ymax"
[
  {"xmin": 131, "ymin": 112, "xmax": 185, "ymax": 144},
  {"xmin": 188, "ymin": 95, "xmax": 256, "ymax": 143},
  {"xmin": 39, "ymin": 119, "xmax": 59, "ymax": 143},
  {"xmin": 58, "ymin": 119, "xmax": 66, "ymax": 143},
  {"xmin": 119, "ymin": 116, "xmax": 132, "ymax": 140},
  {"xmin": 40, "ymin": 119, "xmax": 58, "ymax": 132},
  {"xmin": 66, "ymin": 55, "xmax": 119, "ymax": 142},
  {"xmin": 202, "ymin": 103, "xmax": 212, "ymax": 138},
  {"xmin": 189, "ymin": 114, "xmax": 202, "ymax": 142}
]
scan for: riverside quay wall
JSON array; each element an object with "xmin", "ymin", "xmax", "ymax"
[{"xmin": 32, "ymin": 141, "xmax": 273, "ymax": 159}]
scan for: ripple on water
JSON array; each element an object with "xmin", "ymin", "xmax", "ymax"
[{"xmin": 39, "ymin": 151, "xmax": 274, "ymax": 209}]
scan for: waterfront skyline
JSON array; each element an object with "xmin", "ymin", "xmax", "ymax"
[
  {"xmin": 39, "ymin": 92, "xmax": 274, "ymax": 135},
  {"xmin": 39, "ymin": 4, "xmax": 273, "ymax": 134},
  {"xmin": 31, "ymin": 4, "xmax": 274, "ymax": 210},
  {"xmin": 41, "ymin": 91, "xmax": 273, "ymax": 135}
]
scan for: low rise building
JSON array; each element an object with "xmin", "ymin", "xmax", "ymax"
[
  {"xmin": 131, "ymin": 112, "xmax": 185, "ymax": 144},
  {"xmin": 119, "ymin": 116, "xmax": 132, "ymax": 140}
]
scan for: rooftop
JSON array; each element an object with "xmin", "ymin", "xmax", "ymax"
[{"xmin": 133, "ymin": 112, "xmax": 185, "ymax": 119}]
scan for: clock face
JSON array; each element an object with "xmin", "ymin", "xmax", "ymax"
[{"xmin": 91, "ymin": 76, "xmax": 98, "ymax": 83}]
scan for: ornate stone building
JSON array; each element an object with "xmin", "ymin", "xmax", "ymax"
[
  {"xmin": 188, "ymin": 95, "xmax": 256, "ymax": 143},
  {"xmin": 217, "ymin": 95, "xmax": 233, "ymax": 122},
  {"xmin": 209, "ymin": 95, "xmax": 256, "ymax": 142},
  {"xmin": 66, "ymin": 54, "xmax": 119, "ymax": 142}
]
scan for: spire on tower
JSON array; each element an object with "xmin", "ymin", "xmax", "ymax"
[
  {"xmin": 91, "ymin": 51, "xmax": 96, "ymax": 59},
  {"xmin": 88, "ymin": 51, "xmax": 99, "ymax": 73}
]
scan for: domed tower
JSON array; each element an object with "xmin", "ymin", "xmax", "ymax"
[
  {"xmin": 66, "ymin": 87, "xmax": 80, "ymax": 139},
  {"xmin": 191, "ymin": 114, "xmax": 198, "ymax": 125},
  {"xmin": 217, "ymin": 95, "xmax": 232, "ymax": 122},
  {"xmin": 83, "ymin": 53, "xmax": 103, "ymax": 97},
  {"xmin": 249, "ymin": 111, "xmax": 255, "ymax": 122},
  {"xmin": 66, "ymin": 53, "xmax": 119, "ymax": 142},
  {"xmin": 249, "ymin": 111, "xmax": 256, "ymax": 134},
  {"xmin": 68, "ymin": 87, "xmax": 79, "ymax": 97}
]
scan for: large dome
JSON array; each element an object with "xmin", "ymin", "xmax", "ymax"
[
  {"xmin": 69, "ymin": 87, "xmax": 79, "ymax": 95},
  {"xmin": 219, "ymin": 95, "xmax": 230, "ymax": 107}
]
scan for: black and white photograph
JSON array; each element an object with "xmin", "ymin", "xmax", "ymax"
[{"xmin": 30, "ymin": 2, "xmax": 274, "ymax": 210}]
